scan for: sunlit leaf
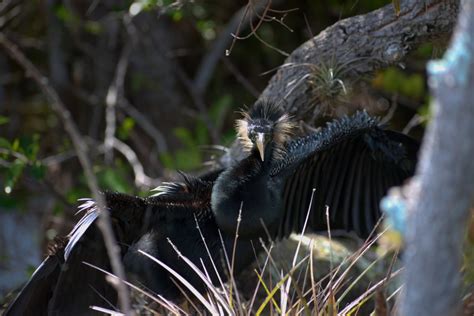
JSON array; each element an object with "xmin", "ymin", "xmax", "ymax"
[
  {"xmin": 11, "ymin": 139, "xmax": 20, "ymax": 152},
  {"xmin": 118, "ymin": 117, "xmax": 136, "ymax": 140}
]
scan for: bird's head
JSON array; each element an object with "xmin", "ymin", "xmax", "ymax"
[{"xmin": 236, "ymin": 101, "xmax": 294, "ymax": 161}]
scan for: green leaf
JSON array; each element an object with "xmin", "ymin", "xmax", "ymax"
[
  {"xmin": 0, "ymin": 137, "xmax": 10, "ymax": 149},
  {"xmin": 159, "ymin": 152, "xmax": 174, "ymax": 169},
  {"xmin": 210, "ymin": 94, "xmax": 232, "ymax": 132},
  {"xmin": 195, "ymin": 120, "xmax": 209, "ymax": 145},
  {"xmin": 30, "ymin": 161, "xmax": 46, "ymax": 180},
  {"xmin": 0, "ymin": 194, "xmax": 18, "ymax": 209},
  {"xmin": 401, "ymin": 74, "xmax": 424, "ymax": 99},
  {"xmin": 84, "ymin": 21, "xmax": 103, "ymax": 34},
  {"xmin": 20, "ymin": 134, "xmax": 40, "ymax": 160},
  {"xmin": 174, "ymin": 127, "xmax": 195, "ymax": 148},
  {"xmin": 53, "ymin": 203, "xmax": 65, "ymax": 216},
  {"xmin": 118, "ymin": 117, "xmax": 136, "ymax": 140},
  {"xmin": 11, "ymin": 138, "xmax": 20, "ymax": 152},
  {"xmin": 171, "ymin": 10, "xmax": 183, "ymax": 22},
  {"xmin": 0, "ymin": 116, "xmax": 9, "ymax": 125},
  {"xmin": 373, "ymin": 67, "xmax": 425, "ymax": 100},
  {"xmin": 97, "ymin": 166, "xmax": 132, "ymax": 192},
  {"xmin": 416, "ymin": 43, "xmax": 434, "ymax": 58},
  {"xmin": 54, "ymin": 4, "xmax": 80, "ymax": 25},
  {"xmin": 196, "ymin": 20, "xmax": 216, "ymax": 40},
  {"xmin": 66, "ymin": 187, "xmax": 89, "ymax": 204},
  {"xmin": 4, "ymin": 159, "xmax": 26, "ymax": 193},
  {"xmin": 174, "ymin": 149, "xmax": 201, "ymax": 170}
]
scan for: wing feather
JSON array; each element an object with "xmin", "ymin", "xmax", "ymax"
[{"xmin": 273, "ymin": 112, "xmax": 418, "ymax": 239}]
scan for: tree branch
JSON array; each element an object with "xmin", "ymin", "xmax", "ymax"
[
  {"xmin": 400, "ymin": 1, "xmax": 474, "ymax": 315},
  {"xmin": 0, "ymin": 32, "xmax": 132, "ymax": 315},
  {"xmin": 258, "ymin": 0, "xmax": 459, "ymax": 120}
]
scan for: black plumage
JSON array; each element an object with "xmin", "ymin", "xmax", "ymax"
[
  {"xmin": 5, "ymin": 176, "xmax": 256, "ymax": 315},
  {"xmin": 212, "ymin": 101, "xmax": 418, "ymax": 239}
]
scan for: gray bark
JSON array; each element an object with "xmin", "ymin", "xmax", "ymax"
[
  {"xmin": 400, "ymin": 1, "xmax": 474, "ymax": 315},
  {"xmin": 258, "ymin": 0, "xmax": 459, "ymax": 121}
]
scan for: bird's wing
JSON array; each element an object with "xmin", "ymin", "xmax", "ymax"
[
  {"xmin": 6, "ymin": 170, "xmax": 219, "ymax": 314},
  {"xmin": 5, "ymin": 193, "xmax": 150, "ymax": 315},
  {"xmin": 273, "ymin": 112, "xmax": 418, "ymax": 239},
  {"xmin": 4, "ymin": 255, "xmax": 62, "ymax": 316},
  {"xmin": 47, "ymin": 193, "xmax": 150, "ymax": 314}
]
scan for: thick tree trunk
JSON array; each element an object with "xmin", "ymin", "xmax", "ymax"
[{"xmin": 400, "ymin": 1, "xmax": 474, "ymax": 315}]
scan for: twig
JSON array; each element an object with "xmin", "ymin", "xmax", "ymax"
[
  {"xmin": 118, "ymin": 98, "xmax": 168, "ymax": 153},
  {"xmin": 0, "ymin": 32, "xmax": 132, "ymax": 315},
  {"xmin": 193, "ymin": 0, "xmax": 284, "ymax": 96},
  {"xmin": 104, "ymin": 21, "xmax": 133, "ymax": 164},
  {"xmin": 227, "ymin": 0, "xmax": 294, "ymax": 56},
  {"xmin": 111, "ymin": 137, "xmax": 161, "ymax": 188},
  {"xmin": 222, "ymin": 57, "xmax": 260, "ymax": 98},
  {"xmin": 402, "ymin": 114, "xmax": 426, "ymax": 134}
]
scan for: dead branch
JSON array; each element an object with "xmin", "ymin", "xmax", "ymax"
[
  {"xmin": 0, "ymin": 32, "xmax": 132, "ymax": 314},
  {"xmin": 104, "ymin": 40, "xmax": 132, "ymax": 164},
  {"xmin": 112, "ymin": 137, "xmax": 162, "ymax": 188}
]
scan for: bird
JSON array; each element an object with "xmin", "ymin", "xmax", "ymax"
[
  {"xmin": 211, "ymin": 101, "xmax": 418, "ymax": 240},
  {"xmin": 5, "ymin": 101, "xmax": 418, "ymax": 314},
  {"xmin": 5, "ymin": 174, "xmax": 257, "ymax": 315}
]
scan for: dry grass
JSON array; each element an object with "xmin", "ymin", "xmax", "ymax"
[{"xmin": 83, "ymin": 196, "xmax": 404, "ymax": 315}]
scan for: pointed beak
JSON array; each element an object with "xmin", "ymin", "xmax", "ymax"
[{"xmin": 256, "ymin": 133, "xmax": 265, "ymax": 161}]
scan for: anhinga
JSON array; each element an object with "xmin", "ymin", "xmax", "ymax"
[
  {"xmin": 211, "ymin": 101, "xmax": 418, "ymax": 239},
  {"xmin": 5, "ymin": 176, "xmax": 256, "ymax": 315},
  {"xmin": 5, "ymin": 101, "xmax": 418, "ymax": 315}
]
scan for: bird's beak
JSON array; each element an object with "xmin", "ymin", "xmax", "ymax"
[{"xmin": 256, "ymin": 133, "xmax": 265, "ymax": 161}]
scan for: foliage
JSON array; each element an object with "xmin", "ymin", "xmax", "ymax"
[{"xmin": 0, "ymin": 134, "xmax": 44, "ymax": 196}]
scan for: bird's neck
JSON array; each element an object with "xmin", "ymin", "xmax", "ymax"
[{"xmin": 211, "ymin": 143, "xmax": 283, "ymax": 237}]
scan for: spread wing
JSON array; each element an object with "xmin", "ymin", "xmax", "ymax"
[
  {"xmin": 48, "ymin": 193, "xmax": 150, "ymax": 314},
  {"xmin": 5, "ymin": 171, "xmax": 219, "ymax": 315},
  {"xmin": 274, "ymin": 112, "xmax": 419, "ymax": 239}
]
